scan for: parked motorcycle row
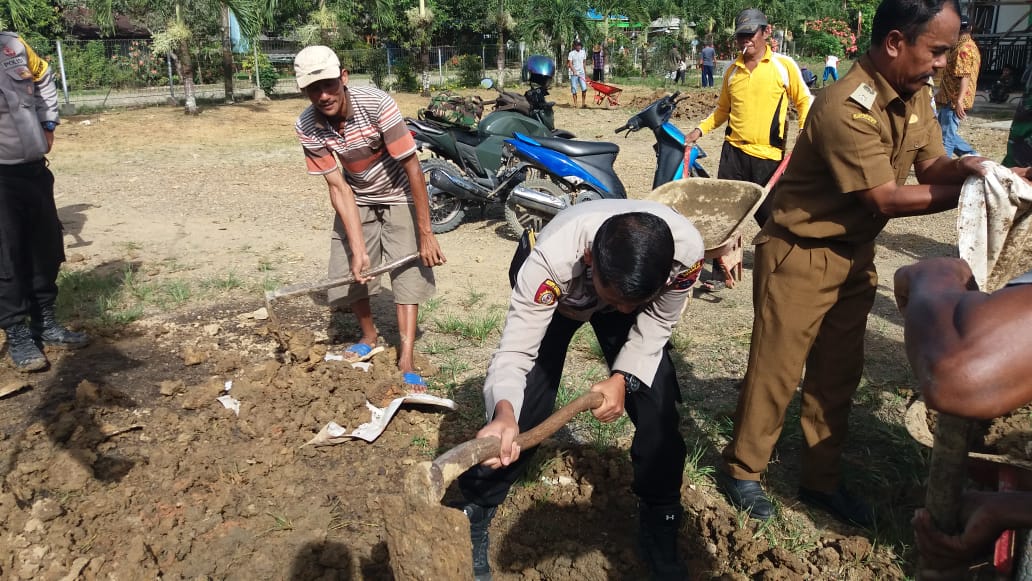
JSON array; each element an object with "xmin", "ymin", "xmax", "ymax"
[{"xmin": 405, "ymin": 55, "xmax": 708, "ymax": 236}]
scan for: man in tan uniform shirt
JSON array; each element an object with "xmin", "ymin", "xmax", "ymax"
[
  {"xmin": 456, "ymin": 199, "xmax": 705, "ymax": 580},
  {"xmin": 716, "ymin": 0, "xmax": 987, "ymax": 527}
]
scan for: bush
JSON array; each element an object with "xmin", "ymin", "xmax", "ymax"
[
  {"xmin": 241, "ymin": 52, "xmax": 279, "ymax": 95},
  {"xmin": 457, "ymin": 54, "xmax": 482, "ymax": 88},
  {"xmin": 609, "ymin": 49, "xmax": 636, "ymax": 78},
  {"xmin": 797, "ymin": 32, "xmax": 841, "ymax": 59},
  {"xmin": 393, "ymin": 56, "xmax": 419, "ymax": 93},
  {"xmin": 364, "ymin": 49, "xmax": 388, "ymax": 89}
]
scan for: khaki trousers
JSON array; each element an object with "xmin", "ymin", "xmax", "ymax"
[{"xmin": 722, "ymin": 228, "xmax": 876, "ymax": 492}]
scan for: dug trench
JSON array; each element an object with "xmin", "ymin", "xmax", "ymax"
[{"xmin": 0, "ymin": 86, "xmax": 1022, "ymax": 579}]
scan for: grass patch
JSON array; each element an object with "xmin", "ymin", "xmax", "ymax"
[
  {"xmin": 433, "ymin": 308, "xmax": 504, "ymax": 342},
  {"xmin": 200, "ymin": 272, "xmax": 244, "ymax": 292},
  {"xmin": 684, "ymin": 439, "xmax": 716, "ymax": 486}
]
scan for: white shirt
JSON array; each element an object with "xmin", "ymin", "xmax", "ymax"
[
  {"xmin": 568, "ymin": 49, "xmax": 587, "ymax": 77},
  {"xmin": 825, "ymin": 55, "xmax": 839, "ymax": 69}
]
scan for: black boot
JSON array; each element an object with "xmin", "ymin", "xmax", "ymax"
[
  {"xmin": 638, "ymin": 503, "xmax": 690, "ymax": 580},
  {"xmin": 459, "ymin": 502, "xmax": 497, "ymax": 581},
  {"xmin": 31, "ymin": 305, "xmax": 89, "ymax": 349},
  {"xmin": 4, "ymin": 322, "xmax": 48, "ymax": 372}
]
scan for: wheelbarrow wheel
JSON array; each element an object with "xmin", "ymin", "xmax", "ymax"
[
  {"xmin": 505, "ymin": 178, "xmax": 568, "ymax": 237},
  {"xmin": 423, "ymin": 158, "xmax": 466, "ymax": 234}
]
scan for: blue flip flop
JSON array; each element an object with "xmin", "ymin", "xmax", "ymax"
[
  {"xmin": 343, "ymin": 343, "xmax": 384, "ymax": 363},
  {"xmin": 403, "ymin": 372, "xmax": 427, "ymax": 391}
]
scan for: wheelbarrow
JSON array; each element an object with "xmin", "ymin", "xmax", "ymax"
[
  {"xmin": 905, "ymin": 400, "xmax": 1032, "ymax": 579},
  {"xmin": 587, "ymin": 79, "xmax": 623, "ymax": 107},
  {"xmin": 645, "ymin": 155, "xmax": 791, "ymax": 289}
]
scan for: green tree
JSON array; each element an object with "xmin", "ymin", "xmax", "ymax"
[{"xmin": 517, "ymin": 0, "xmax": 590, "ymax": 75}]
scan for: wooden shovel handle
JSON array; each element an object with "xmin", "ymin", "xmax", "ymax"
[
  {"xmin": 422, "ymin": 391, "xmax": 605, "ymax": 503},
  {"xmin": 265, "ymin": 253, "xmax": 419, "ymax": 303}
]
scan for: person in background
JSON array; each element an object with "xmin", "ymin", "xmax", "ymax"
[
  {"xmin": 823, "ymin": 53, "xmax": 840, "ymax": 85},
  {"xmin": 592, "ymin": 43, "xmax": 605, "ymax": 82},
  {"xmin": 1003, "ymin": 67, "xmax": 1032, "ymax": 167},
  {"xmin": 893, "ymin": 257, "xmax": 1032, "ymax": 577},
  {"xmin": 293, "ymin": 45, "xmax": 446, "ymax": 391},
  {"xmin": 567, "ymin": 40, "xmax": 589, "ymax": 108},
  {"xmin": 699, "ymin": 41, "xmax": 717, "ymax": 88},
  {"xmin": 455, "ymin": 200, "xmax": 706, "ymax": 581},
  {"xmin": 684, "ymin": 8, "xmax": 813, "ymax": 289},
  {"xmin": 934, "ymin": 16, "xmax": 981, "ymax": 157},
  {"xmin": 714, "ymin": 0, "xmax": 986, "ymax": 527},
  {"xmin": 0, "ymin": 31, "xmax": 89, "ymax": 372},
  {"xmin": 675, "ymin": 54, "xmax": 687, "ymax": 85}
]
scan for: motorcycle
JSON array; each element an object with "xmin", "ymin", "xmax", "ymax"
[
  {"xmin": 407, "ymin": 55, "xmax": 574, "ymax": 233},
  {"xmin": 500, "ymin": 91, "xmax": 708, "ymax": 235}
]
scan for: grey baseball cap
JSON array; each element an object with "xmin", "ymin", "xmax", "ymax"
[{"xmin": 735, "ymin": 9, "xmax": 769, "ymax": 35}]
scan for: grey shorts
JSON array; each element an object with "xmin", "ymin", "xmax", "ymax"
[{"xmin": 327, "ymin": 204, "xmax": 436, "ymax": 307}]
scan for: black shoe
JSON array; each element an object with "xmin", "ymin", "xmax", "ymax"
[
  {"xmin": 638, "ymin": 503, "xmax": 690, "ymax": 580},
  {"xmin": 715, "ymin": 471, "xmax": 774, "ymax": 520},
  {"xmin": 798, "ymin": 485, "xmax": 875, "ymax": 528},
  {"xmin": 458, "ymin": 502, "xmax": 497, "ymax": 581},
  {"xmin": 31, "ymin": 305, "xmax": 90, "ymax": 349},
  {"xmin": 4, "ymin": 322, "xmax": 48, "ymax": 372}
]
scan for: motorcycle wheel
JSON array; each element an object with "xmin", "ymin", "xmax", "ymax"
[
  {"xmin": 504, "ymin": 178, "xmax": 567, "ymax": 237},
  {"xmin": 422, "ymin": 158, "xmax": 466, "ymax": 234}
]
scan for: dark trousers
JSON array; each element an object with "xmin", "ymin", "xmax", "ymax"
[
  {"xmin": 593, "ymin": 68, "xmax": 604, "ymax": 82},
  {"xmin": 0, "ymin": 161, "xmax": 63, "ymax": 329},
  {"xmin": 458, "ymin": 310, "xmax": 687, "ymax": 508},
  {"xmin": 701, "ymin": 65, "xmax": 714, "ymax": 87},
  {"xmin": 717, "ymin": 141, "xmax": 782, "ymax": 228}
]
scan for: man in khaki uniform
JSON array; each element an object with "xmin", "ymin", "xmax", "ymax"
[
  {"xmin": 716, "ymin": 0, "xmax": 987, "ymax": 527},
  {"xmin": 456, "ymin": 199, "xmax": 705, "ymax": 580}
]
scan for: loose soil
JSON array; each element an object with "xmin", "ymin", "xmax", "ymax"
[{"xmin": 0, "ymin": 82, "xmax": 1020, "ymax": 580}]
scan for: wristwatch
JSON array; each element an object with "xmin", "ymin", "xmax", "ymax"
[
  {"xmin": 41, "ymin": 120, "xmax": 58, "ymax": 132},
  {"xmin": 616, "ymin": 371, "xmax": 643, "ymax": 393}
]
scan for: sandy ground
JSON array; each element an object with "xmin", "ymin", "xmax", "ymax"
[{"xmin": 0, "ymin": 82, "xmax": 1022, "ymax": 580}]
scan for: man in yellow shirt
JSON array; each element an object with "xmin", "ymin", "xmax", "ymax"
[{"xmin": 685, "ymin": 8, "xmax": 813, "ymax": 229}]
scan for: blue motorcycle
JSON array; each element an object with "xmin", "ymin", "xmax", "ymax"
[{"xmin": 500, "ymin": 91, "xmax": 708, "ymax": 234}]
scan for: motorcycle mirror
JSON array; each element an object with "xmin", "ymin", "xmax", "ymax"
[{"xmin": 480, "ymin": 78, "xmax": 494, "ymax": 90}]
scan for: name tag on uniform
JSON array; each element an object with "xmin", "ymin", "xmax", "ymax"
[
  {"xmin": 848, "ymin": 83, "xmax": 877, "ymax": 111},
  {"xmin": 2, "ymin": 56, "xmax": 26, "ymax": 69}
]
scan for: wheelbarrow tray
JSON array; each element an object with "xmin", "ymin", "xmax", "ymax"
[
  {"xmin": 587, "ymin": 79, "xmax": 623, "ymax": 107},
  {"xmin": 646, "ymin": 178, "xmax": 765, "ymax": 252}
]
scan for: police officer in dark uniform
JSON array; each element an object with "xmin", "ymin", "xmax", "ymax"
[
  {"xmin": 715, "ymin": 0, "xmax": 986, "ymax": 526},
  {"xmin": 0, "ymin": 32, "xmax": 88, "ymax": 371}
]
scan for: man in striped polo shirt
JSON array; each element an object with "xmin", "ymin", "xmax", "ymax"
[{"xmin": 294, "ymin": 46, "xmax": 446, "ymax": 390}]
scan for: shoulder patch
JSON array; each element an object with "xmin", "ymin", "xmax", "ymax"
[
  {"xmin": 534, "ymin": 279, "xmax": 562, "ymax": 305},
  {"xmin": 669, "ymin": 260, "xmax": 704, "ymax": 290},
  {"xmin": 852, "ymin": 112, "xmax": 877, "ymax": 126},
  {"xmin": 848, "ymin": 82, "xmax": 877, "ymax": 110}
]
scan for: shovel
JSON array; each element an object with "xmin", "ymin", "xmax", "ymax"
[
  {"xmin": 264, "ymin": 252, "xmax": 420, "ymax": 310},
  {"xmin": 383, "ymin": 390, "xmax": 605, "ymax": 579}
]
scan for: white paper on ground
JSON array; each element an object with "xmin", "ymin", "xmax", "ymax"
[
  {"xmin": 304, "ymin": 394, "xmax": 456, "ymax": 446},
  {"xmin": 216, "ymin": 394, "xmax": 240, "ymax": 415}
]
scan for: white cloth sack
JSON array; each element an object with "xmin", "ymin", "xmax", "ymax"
[{"xmin": 956, "ymin": 161, "xmax": 1032, "ymax": 291}]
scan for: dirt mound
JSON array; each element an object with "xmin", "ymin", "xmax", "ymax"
[{"xmin": 0, "ymin": 312, "xmax": 903, "ymax": 580}]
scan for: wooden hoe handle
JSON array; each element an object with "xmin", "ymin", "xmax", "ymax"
[{"xmin": 416, "ymin": 391, "xmax": 605, "ymax": 504}]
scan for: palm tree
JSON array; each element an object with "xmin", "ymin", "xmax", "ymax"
[{"xmin": 517, "ymin": 0, "xmax": 590, "ymax": 76}]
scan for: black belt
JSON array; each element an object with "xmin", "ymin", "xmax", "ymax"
[{"xmin": 0, "ymin": 159, "xmax": 47, "ymax": 177}]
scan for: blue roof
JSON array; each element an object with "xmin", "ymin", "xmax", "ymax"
[{"xmin": 586, "ymin": 9, "xmax": 629, "ymax": 21}]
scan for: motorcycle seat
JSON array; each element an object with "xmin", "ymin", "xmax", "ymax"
[{"xmin": 529, "ymin": 135, "xmax": 619, "ymax": 157}]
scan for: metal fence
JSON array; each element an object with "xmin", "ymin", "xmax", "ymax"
[{"xmin": 37, "ymin": 38, "xmax": 552, "ymax": 110}]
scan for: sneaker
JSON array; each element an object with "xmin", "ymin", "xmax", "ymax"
[
  {"xmin": 638, "ymin": 503, "xmax": 690, "ymax": 580},
  {"xmin": 4, "ymin": 322, "xmax": 48, "ymax": 372},
  {"xmin": 715, "ymin": 471, "xmax": 774, "ymax": 520},
  {"xmin": 798, "ymin": 485, "xmax": 875, "ymax": 528},
  {"xmin": 458, "ymin": 502, "xmax": 497, "ymax": 581}
]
